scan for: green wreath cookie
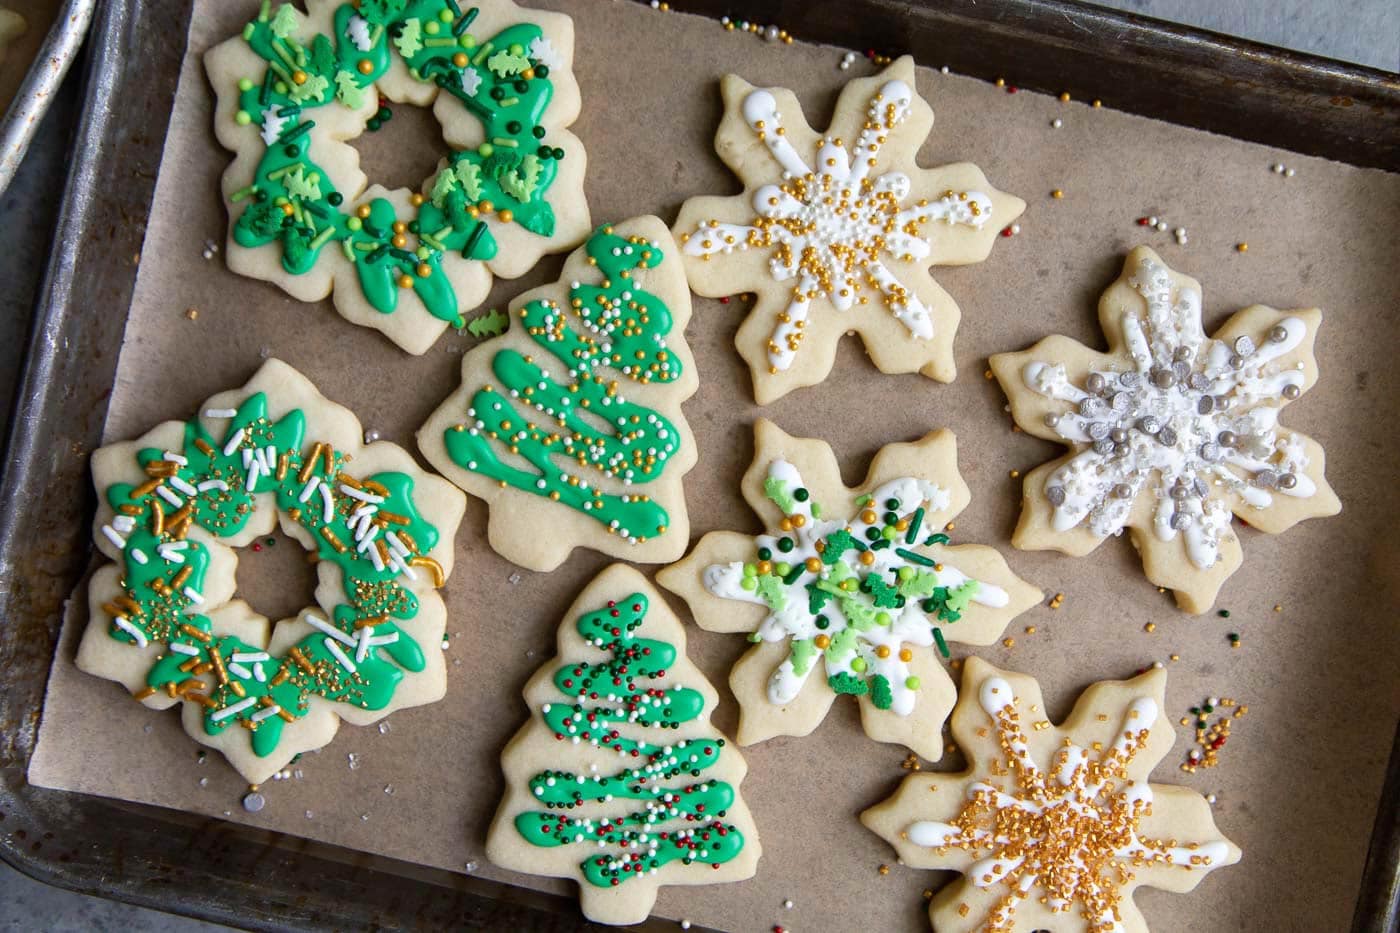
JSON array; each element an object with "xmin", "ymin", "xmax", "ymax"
[
  {"xmin": 206, "ymin": 0, "xmax": 591, "ymax": 354},
  {"xmin": 76, "ymin": 360, "xmax": 466, "ymax": 783}
]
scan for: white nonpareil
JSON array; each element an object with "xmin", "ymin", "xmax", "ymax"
[
  {"xmin": 703, "ymin": 460, "xmax": 1008, "ymax": 717},
  {"xmin": 683, "ymin": 81, "xmax": 992, "ymax": 372},
  {"xmin": 1022, "ymin": 254, "xmax": 1314, "ymax": 569}
]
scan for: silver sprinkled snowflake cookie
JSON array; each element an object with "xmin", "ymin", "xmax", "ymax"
[
  {"xmin": 990, "ymin": 247, "xmax": 1340, "ymax": 613},
  {"xmin": 674, "ymin": 57, "xmax": 1024, "ymax": 404}
]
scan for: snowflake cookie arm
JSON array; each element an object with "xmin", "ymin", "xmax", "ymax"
[{"xmin": 674, "ymin": 57, "xmax": 1023, "ymax": 404}]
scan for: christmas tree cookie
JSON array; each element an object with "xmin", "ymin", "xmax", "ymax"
[
  {"xmin": 418, "ymin": 217, "xmax": 697, "ymax": 570},
  {"xmin": 206, "ymin": 0, "xmax": 590, "ymax": 354},
  {"xmin": 486, "ymin": 564, "xmax": 760, "ymax": 926},
  {"xmin": 990, "ymin": 247, "xmax": 1340, "ymax": 612},
  {"xmin": 863, "ymin": 658, "xmax": 1240, "ymax": 932},
  {"xmin": 674, "ymin": 56, "xmax": 1024, "ymax": 403},
  {"xmin": 76, "ymin": 360, "xmax": 466, "ymax": 783},
  {"xmin": 656, "ymin": 419, "xmax": 1041, "ymax": 760}
]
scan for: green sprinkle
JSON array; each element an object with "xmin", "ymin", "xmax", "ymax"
[
  {"xmin": 423, "ymin": 36, "xmax": 458, "ymax": 47},
  {"xmin": 309, "ymin": 225, "xmax": 337, "ymax": 250},
  {"xmin": 925, "ymin": 533, "xmax": 950, "ymax": 546},
  {"xmin": 905, "ymin": 676, "xmax": 921, "ymax": 690},
  {"xmin": 782, "ymin": 564, "xmax": 805, "ymax": 586},
  {"xmin": 1218, "ymin": 609, "xmax": 1231, "ymax": 618},
  {"xmin": 854, "ymin": 494, "xmax": 872, "ymax": 507},
  {"xmin": 229, "ymin": 184, "xmax": 258, "ymax": 202},
  {"xmin": 850, "ymin": 657, "xmax": 867, "ymax": 673},
  {"xmin": 932, "ymin": 628, "xmax": 950, "ymax": 658},
  {"xmin": 905, "ymin": 507, "xmax": 924, "ymax": 544},
  {"xmin": 894, "ymin": 547, "xmax": 935, "ymax": 567}
]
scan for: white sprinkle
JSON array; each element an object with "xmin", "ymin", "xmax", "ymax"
[
  {"xmin": 231, "ymin": 651, "xmax": 271, "ymax": 663},
  {"xmin": 1285, "ymin": 167, "xmax": 1295, "ymax": 177},
  {"xmin": 211, "ymin": 696, "xmax": 258, "ymax": 722},
  {"xmin": 301, "ymin": 612, "xmax": 356, "ymax": 646},
  {"xmin": 251, "ymin": 704, "xmax": 283, "ymax": 722},
  {"xmin": 228, "ymin": 662, "xmax": 253, "ymax": 679},
  {"xmin": 183, "ymin": 586, "xmax": 204, "ymax": 604},
  {"xmin": 297, "ymin": 475, "xmax": 321, "ymax": 503},
  {"xmin": 204, "ymin": 408, "xmax": 237, "ymax": 419},
  {"xmin": 222, "ymin": 428, "xmax": 246, "ymax": 457},
  {"xmin": 101, "ymin": 525, "xmax": 127, "ymax": 549},
  {"xmin": 197, "ymin": 479, "xmax": 229, "ymax": 492},
  {"xmin": 130, "ymin": 549, "xmax": 148, "ymax": 565},
  {"xmin": 163, "ymin": 451, "xmax": 189, "ymax": 465},
  {"xmin": 319, "ymin": 483, "xmax": 335, "ymax": 523},
  {"xmin": 112, "ymin": 515, "xmax": 136, "ymax": 533},
  {"xmin": 170, "ymin": 642, "xmax": 200, "ymax": 656},
  {"xmin": 356, "ymin": 626, "xmax": 374, "ymax": 663},
  {"xmin": 1051, "ymin": 117, "xmax": 1063, "ymax": 128},
  {"xmin": 324, "ymin": 638, "xmax": 358, "ymax": 673},
  {"xmin": 169, "ymin": 475, "xmax": 198, "ymax": 497},
  {"xmin": 340, "ymin": 484, "xmax": 384, "ymax": 504},
  {"xmin": 367, "ymin": 542, "xmax": 385, "ymax": 572},
  {"xmin": 253, "ymin": 663, "xmax": 267, "ymax": 683},
  {"xmin": 156, "ymin": 486, "xmax": 183, "ymax": 508},
  {"xmin": 112, "ymin": 615, "xmax": 148, "ymax": 648},
  {"xmin": 385, "ymin": 531, "xmax": 410, "ymax": 557}
]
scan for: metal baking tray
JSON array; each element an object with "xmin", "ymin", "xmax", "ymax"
[
  {"xmin": 0, "ymin": 0, "xmax": 1395, "ymax": 929},
  {"xmin": 0, "ymin": 0, "xmax": 95, "ymax": 194}
]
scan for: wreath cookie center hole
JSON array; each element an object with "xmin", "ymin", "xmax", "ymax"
[
  {"xmin": 232, "ymin": 525, "xmax": 319, "ymax": 624},
  {"xmin": 349, "ymin": 101, "xmax": 447, "ymax": 195}
]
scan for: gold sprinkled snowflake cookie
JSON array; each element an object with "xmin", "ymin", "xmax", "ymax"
[
  {"xmin": 657, "ymin": 419, "xmax": 1041, "ymax": 760},
  {"xmin": 674, "ymin": 56, "xmax": 1024, "ymax": 403},
  {"xmin": 990, "ymin": 246, "xmax": 1340, "ymax": 613},
  {"xmin": 862, "ymin": 657, "xmax": 1240, "ymax": 933}
]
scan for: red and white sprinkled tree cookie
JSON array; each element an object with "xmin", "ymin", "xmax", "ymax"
[
  {"xmin": 989, "ymin": 247, "xmax": 1340, "ymax": 613},
  {"xmin": 77, "ymin": 360, "xmax": 465, "ymax": 783},
  {"xmin": 862, "ymin": 657, "xmax": 1241, "ymax": 933},
  {"xmin": 485, "ymin": 564, "xmax": 760, "ymax": 926},
  {"xmin": 673, "ymin": 56, "xmax": 1024, "ymax": 403}
]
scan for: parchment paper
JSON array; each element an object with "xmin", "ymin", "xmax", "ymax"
[{"xmin": 29, "ymin": 2, "xmax": 1400, "ymax": 930}]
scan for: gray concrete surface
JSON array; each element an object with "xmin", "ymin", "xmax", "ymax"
[{"xmin": 1, "ymin": 1, "xmax": 1395, "ymax": 930}]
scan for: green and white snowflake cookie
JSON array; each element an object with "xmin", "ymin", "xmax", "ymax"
[
  {"xmin": 658, "ymin": 419, "xmax": 1041, "ymax": 761},
  {"xmin": 77, "ymin": 359, "xmax": 466, "ymax": 783},
  {"xmin": 206, "ymin": 0, "xmax": 590, "ymax": 354}
]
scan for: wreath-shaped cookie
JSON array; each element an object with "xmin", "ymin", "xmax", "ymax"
[
  {"xmin": 76, "ymin": 360, "xmax": 466, "ymax": 783},
  {"xmin": 206, "ymin": 0, "xmax": 590, "ymax": 354}
]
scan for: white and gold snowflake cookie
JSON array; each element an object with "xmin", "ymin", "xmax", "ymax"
[
  {"xmin": 674, "ymin": 57, "xmax": 1024, "ymax": 403},
  {"xmin": 862, "ymin": 657, "xmax": 1240, "ymax": 932},
  {"xmin": 990, "ymin": 247, "xmax": 1340, "ymax": 613}
]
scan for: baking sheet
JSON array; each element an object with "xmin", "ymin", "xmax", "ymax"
[{"xmin": 27, "ymin": 1, "xmax": 1400, "ymax": 930}]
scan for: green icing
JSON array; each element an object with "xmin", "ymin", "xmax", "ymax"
[
  {"xmin": 443, "ymin": 224, "xmax": 685, "ymax": 544},
  {"xmin": 515, "ymin": 592, "xmax": 746, "ymax": 887},
  {"xmin": 99, "ymin": 392, "xmax": 442, "ymax": 758},
  {"xmin": 229, "ymin": 2, "xmax": 568, "ymax": 329}
]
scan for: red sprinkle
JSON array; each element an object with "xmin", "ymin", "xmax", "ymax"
[{"xmin": 1137, "ymin": 217, "xmax": 1151, "ymax": 226}]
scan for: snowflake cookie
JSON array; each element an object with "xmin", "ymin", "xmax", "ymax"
[
  {"xmin": 486, "ymin": 564, "xmax": 760, "ymax": 926},
  {"xmin": 990, "ymin": 247, "xmax": 1340, "ymax": 613},
  {"xmin": 76, "ymin": 360, "xmax": 466, "ymax": 783},
  {"xmin": 206, "ymin": 0, "xmax": 590, "ymax": 354},
  {"xmin": 674, "ymin": 56, "xmax": 1024, "ymax": 403},
  {"xmin": 657, "ymin": 419, "xmax": 1041, "ymax": 760},
  {"xmin": 863, "ymin": 657, "xmax": 1240, "ymax": 933},
  {"xmin": 418, "ymin": 217, "xmax": 697, "ymax": 571}
]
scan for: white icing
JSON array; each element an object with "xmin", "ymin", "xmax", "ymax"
[
  {"xmin": 1022, "ymin": 254, "xmax": 1314, "ymax": 568},
  {"xmin": 685, "ymin": 80, "xmax": 992, "ymax": 371},
  {"xmin": 459, "ymin": 68, "xmax": 482, "ymax": 98},
  {"xmin": 703, "ymin": 459, "xmax": 1007, "ymax": 717}
]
